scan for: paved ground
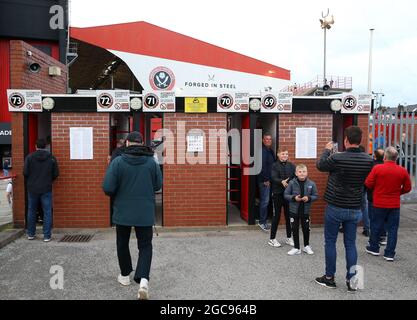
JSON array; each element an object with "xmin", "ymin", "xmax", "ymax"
[{"xmin": 1, "ymin": 205, "xmax": 417, "ymax": 300}]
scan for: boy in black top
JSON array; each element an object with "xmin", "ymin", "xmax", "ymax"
[{"xmin": 268, "ymin": 148, "xmax": 296, "ymax": 247}]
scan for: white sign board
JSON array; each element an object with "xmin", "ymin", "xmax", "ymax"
[
  {"xmin": 70, "ymin": 127, "xmax": 93, "ymax": 160},
  {"xmin": 296, "ymin": 128, "xmax": 317, "ymax": 159},
  {"xmin": 217, "ymin": 92, "xmax": 249, "ymax": 112},
  {"xmin": 109, "ymin": 50, "xmax": 290, "ymax": 96},
  {"xmin": 7, "ymin": 89, "xmax": 42, "ymax": 112},
  {"xmin": 142, "ymin": 91, "xmax": 176, "ymax": 112},
  {"xmin": 96, "ymin": 90, "xmax": 130, "ymax": 112},
  {"xmin": 341, "ymin": 94, "xmax": 372, "ymax": 114},
  {"xmin": 187, "ymin": 134, "xmax": 204, "ymax": 152},
  {"xmin": 260, "ymin": 92, "xmax": 293, "ymax": 113}
]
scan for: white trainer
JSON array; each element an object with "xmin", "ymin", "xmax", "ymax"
[
  {"xmin": 303, "ymin": 245, "xmax": 314, "ymax": 255},
  {"xmin": 285, "ymin": 237, "xmax": 294, "ymax": 247},
  {"xmin": 117, "ymin": 274, "xmax": 131, "ymax": 286},
  {"xmin": 287, "ymin": 248, "xmax": 301, "ymax": 255},
  {"xmin": 138, "ymin": 279, "xmax": 149, "ymax": 300},
  {"xmin": 268, "ymin": 239, "xmax": 282, "ymax": 248}
]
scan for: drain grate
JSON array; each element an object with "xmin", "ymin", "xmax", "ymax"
[{"xmin": 59, "ymin": 234, "xmax": 94, "ymax": 243}]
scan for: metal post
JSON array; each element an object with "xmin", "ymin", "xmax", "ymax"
[
  {"xmin": 410, "ymin": 112, "xmax": 415, "ymax": 182},
  {"xmin": 388, "ymin": 109, "xmax": 393, "ymax": 148},
  {"xmin": 405, "ymin": 110, "xmax": 410, "ymax": 171},
  {"xmin": 368, "ymin": 29, "xmax": 374, "ymax": 93},
  {"xmin": 399, "ymin": 108, "xmax": 404, "ymax": 166},
  {"xmin": 324, "ymin": 27, "xmax": 327, "ymax": 86}
]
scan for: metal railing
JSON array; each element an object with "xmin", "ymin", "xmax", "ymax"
[{"xmin": 283, "ymin": 75, "xmax": 353, "ymax": 94}]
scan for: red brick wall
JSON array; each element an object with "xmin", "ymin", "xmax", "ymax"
[
  {"xmin": 163, "ymin": 113, "xmax": 227, "ymax": 226},
  {"xmin": 10, "ymin": 41, "xmax": 67, "ymax": 227},
  {"xmin": 357, "ymin": 114, "xmax": 370, "ymax": 153},
  {"xmin": 11, "ymin": 113, "xmax": 25, "ymax": 227},
  {"xmin": 10, "ymin": 41, "xmax": 67, "ymax": 94},
  {"xmin": 278, "ymin": 113, "xmax": 333, "ymax": 225},
  {"xmin": 51, "ymin": 113, "xmax": 110, "ymax": 228}
]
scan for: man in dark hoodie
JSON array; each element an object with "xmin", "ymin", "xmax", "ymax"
[
  {"xmin": 24, "ymin": 138, "xmax": 59, "ymax": 242},
  {"xmin": 102, "ymin": 131, "xmax": 162, "ymax": 300}
]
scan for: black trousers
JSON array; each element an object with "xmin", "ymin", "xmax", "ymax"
[
  {"xmin": 116, "ymin": 225, "xmax": 153, "ymax": 283},
  {"xmin": 270, "ymin": 194, "xmax": 292, "ymax": 239},
  {"xmin": 290, "ymin": 214, "xmax": 310, "ymax": 249}
]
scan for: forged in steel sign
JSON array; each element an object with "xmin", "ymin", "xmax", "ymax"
[{"xmin": 7, "ymin": 90, "xmax": 42, "ymax": 112}]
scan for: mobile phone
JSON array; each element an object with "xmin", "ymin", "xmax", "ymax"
[{"xmin": 332, "ymin": 142, "xmax": 338, "ymax": 153}]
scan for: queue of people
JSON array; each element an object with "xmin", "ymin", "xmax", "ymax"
[
  {"xmin": 21, "ymin": 126, "xmax": 412, "ymax": 299},
  {"xmin": 259, "ymin": 126, "xmax": 412, "ymax": 293}
]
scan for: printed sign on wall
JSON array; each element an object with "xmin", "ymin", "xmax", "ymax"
[
  {"xmin": 260, "ymin": 92, "xmax": 293, "ymax": 113},
  {"xmin": 217, "ymin": 92, "xmax": 249, "ymax": 113},
  {"xmin": 185, "ymin": 97, "xmax": 208, "ymax": 113},
  {"xmin": 142, "ymin": 91, "xmax": 176, "ymax": 112},
  {"xmin": 7, "ymin": 90, "xmax": 42, "ymax": 112},
  {"xmin": 341, "ymin": 94, "xmax": 372, "ymax": 114},
  {"xmin": 96, "ymin": 90, "xmax": 130, "ymax": 112}
]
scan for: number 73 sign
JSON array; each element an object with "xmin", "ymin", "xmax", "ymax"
[{"xmin": 7, "ymin": 90, "xmax": 42, "ymax": 112}]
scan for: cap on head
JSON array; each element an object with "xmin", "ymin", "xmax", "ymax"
[{"xmin": 126, "ymin": 131, "xmax": 143, "ymax": 144}]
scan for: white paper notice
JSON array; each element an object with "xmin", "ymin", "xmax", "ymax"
[
  {"xmin": 70, "ymin": 127, "xmax": 93, "ymax": 160},
  {"xmin": 296, "ymin": 128, "xmax": 317, "ymax": 159}
]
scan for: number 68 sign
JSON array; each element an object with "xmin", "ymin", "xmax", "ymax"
[{"xmin": 341, "ymin": 94, "xmax": 372, "ymax": 114}]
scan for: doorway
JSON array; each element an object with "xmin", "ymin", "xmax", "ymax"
[{"xmin": 109, "ymin": 112, "xmax": 164, "ymax": 226}]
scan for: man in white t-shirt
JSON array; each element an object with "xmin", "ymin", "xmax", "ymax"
[{"xmin": 6, "ymin": 179, "xmax": 12, "ymax": 206}]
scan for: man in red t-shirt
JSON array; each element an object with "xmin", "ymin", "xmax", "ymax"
[{"xmin": 364, "ymin": 146, "xmax": 412, "ymax": 261}]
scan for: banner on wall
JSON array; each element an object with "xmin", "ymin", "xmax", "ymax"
[{"xmin": 7, "ymin": 89, "xmax": 42, "ymax": 112}]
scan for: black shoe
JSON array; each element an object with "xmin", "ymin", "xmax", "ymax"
[
  {"xmin": 315, "ymin": 275, "xmax": 337, "ymax": 289},
  {"xmin": 346, "ymin": 279, "xmax": 358, "ymax": 293},
  {"xmin": 362, "ymin": 229, "xmax": 369, "ymax": 237}
]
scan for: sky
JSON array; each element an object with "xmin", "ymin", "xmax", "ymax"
[{"xmin": 70, "ymin": 0, "xmax": 417, "ymax": 107}]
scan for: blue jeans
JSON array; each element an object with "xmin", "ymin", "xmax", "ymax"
[
  {"xmin": 258, "ymin": 183, "xmax": 270, "ymax": 225},
  {"xmin": 324, "ymin": 204, "xmax": 362, "ymax": 280},
  {"xmin": 369, "ymin": 208, "xmax": 400, "ymax": 258},
  {"xmin": 361, "ymin": 193, "xmax": 369, "ymax": 231},
  {"xmin": 27, "ymin": 192, "xmax": 53, "ymax": 238},
  {"xmin": 3, "ymin": 169, "xmax": 9, "ymax": 177},
  {"xmin": 368, "ymin": 201, "xmax": 387, "ymax": 239}
]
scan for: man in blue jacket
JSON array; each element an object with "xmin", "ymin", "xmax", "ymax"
[
  {"xmin": 257, "ymin": 132, "xmax": 276, "ymax": 231},
  {"xmin": 103, "ymin": 131, "xmax": 162, "ymax": 300}
]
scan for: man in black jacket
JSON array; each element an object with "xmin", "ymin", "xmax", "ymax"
[
  {"xmin": 257, "ymin": 133, "xmax": 276, "ymax": 231},
  {"xmin": 24, "ymin": 139, "xmax": 59, "ymax": 242},
  {"xmin": 315, "ymin": 126, "xmax": 373, "ymax": 293}
]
